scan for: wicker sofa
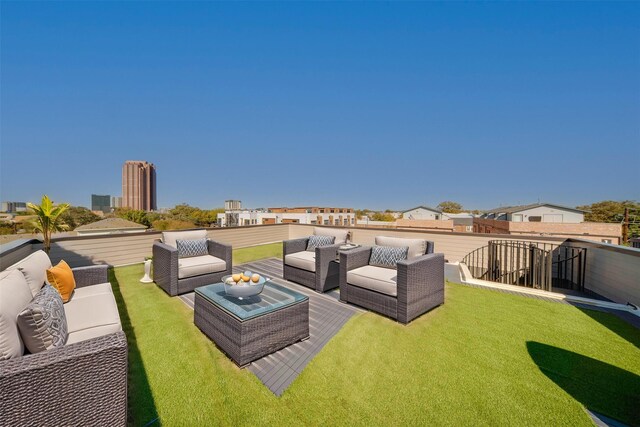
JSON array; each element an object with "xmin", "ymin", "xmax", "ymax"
[
  {"xmin": 283, "ymin": 227, "xmax": 349, "ymax": 293},
  {"xmin": 0, "ymin": 250, "xmax": 127, "ymax": 426},
  {"xmin": 153, "ymin": 229, "xmax": 232, "ymax": 296},
  {"xmin": 339, "ymin": 236, "xmax": 444, "ymax": 324}
]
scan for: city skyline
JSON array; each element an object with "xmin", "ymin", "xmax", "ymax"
[{"xmin": 1, "ymin": 2, "xmax": 638, "ymax": 210}]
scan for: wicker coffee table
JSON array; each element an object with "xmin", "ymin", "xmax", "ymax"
[{"xmin": 194, "ymin": 281, "xmax": 309, "ymax": 367}]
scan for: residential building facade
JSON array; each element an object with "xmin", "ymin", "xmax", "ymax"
[
  {"xmin": 474, "ymin": 203, "xmax": 620, "ymax": 244},
  {"xmin": 401, "ymin": 206, "xmax": 443, "ymax": 220},
  {"xmin": 122, "ymin": 161, "xmax": 157, "ymax": 211},
  {"xmin": 217, "ymin": 206, "xmax": 355, "ymax": 227},
  {"xmin": 480, "ymin": 203, "xmax": 585, "ymax": 223},
  {"xmin": 1, "ymin": 201, "xmax": 27, "ymax": 213}
]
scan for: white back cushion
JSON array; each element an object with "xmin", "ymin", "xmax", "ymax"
[
  {"xmin": 7, "ymin": 250, "xmax": 52, "ymax": 297},
  {"xmin": 313, "ymin": 227, "xmax": 348, "ymax": 245},
  {"xmin": 0, "ymin": 269, "xmax": 33, "ymax": 359},
  {"xmin": 375, "ymin": 236, "xmax": 427, "ymax": 259},
  {"xmin": 162, "ymin": 229, "xmax": 208, "ymax": 248}
]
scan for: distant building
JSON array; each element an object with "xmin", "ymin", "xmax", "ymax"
[
  {"xmin": 91, "ymin": 194, "xmax": 111, "ymax": 213},
  {"xmin": 217, "ymin": 206, "xmax": 355, "ymax": 227},
  {"xmin": 630, "ymin": 238, "xmax": 640, "ymax": 249},
  {"xmin": 225, "ymin": 200, "xmax": 242, "ymax": 210},
  {"xmin": 442, "ymin": 213, "xmax": 475, "ymax": 232},
  {"xmin": 401, "ymin": 206, "xmax": 443, "ymax": 220},
  {"xmin": 474, "ymin": 203, "xmax": 620, "ymax": 244},
  {"xmin": 122, "ymin": 161, "xmax": 156, "ymax": 211},
  {"xmin": 75, "ymin": 217, "xmax": 148, "ymax": 236},
  {"xmin": 480, "ymin": 203, "xmax": 585, "ymax": 223},
  {"xmin": 1, "ymin": 201, "xmax": 27, "ymax": 213},
  {"xmin": 111, "ymin": 196, "xmax": 123, "ymax": 209}
]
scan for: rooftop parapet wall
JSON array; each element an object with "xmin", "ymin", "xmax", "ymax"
[
  {"xmin": 396, "ymin": 219, "xmax": 455, "ymax": 231},
  {"xmin": 2, "ymin": 224, "xmax": 638, "ymax": 308}
]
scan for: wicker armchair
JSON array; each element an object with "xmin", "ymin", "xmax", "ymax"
[
  {"xmin": 282, "ymin": 227, "xmax": 350, "ymax": 293},
  {"xmin": 339, "ymin": 239, "xmax": 444, "ymax": 324},
  {"xmin": 283, "ymin": 238, "xmax": 342, "ymax": 293},
  {"xmin": 0, "ymin": 265, "xmax": 128, "ymax": 426},
  {"xmin": 153, "ymin": 230, "xmax": 232, "ymax": 296}
]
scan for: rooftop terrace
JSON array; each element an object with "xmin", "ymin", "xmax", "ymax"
[{"xmin": 1, "ymin": 224, "xmax": 639, "ymax": 426}]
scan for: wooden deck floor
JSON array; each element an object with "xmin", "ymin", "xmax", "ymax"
[{"xmin": 179, "ymin": 258, "xmax": 362, "ymax": 396}]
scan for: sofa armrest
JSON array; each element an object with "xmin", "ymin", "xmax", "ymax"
[
  {"xmin": 283, "ymin": 238, "xmax": 309, "ymax": 256},
  {"xmin": 0, "ymin": 331, "xmax": 128, "ymax": 426},
  {"xmin": 339, "ymin": 247, "xmax": 372, "ymax": 302},
  {"xmin": 396, "ymin": 253, "xmax": 445, "ymax": 323},
  {"xmin": 152, "ymin": 241, "xmax": 178, "ymax": 295},
  {"xmin": 72, "ymin": 265, "xmax": 109, "ymax": 288},
  {"xmin": 425, "ymin": 241, "xmax": 435, "ymax": 255},
  {"xmin": 208, "ymin": 240, "xmax": 232, "ymax": 267}
]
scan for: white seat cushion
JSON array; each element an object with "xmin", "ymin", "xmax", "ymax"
[
  {"xmin": 347, "ymin": 265, "xmax": 398, "ymax": 296},
  {"xmin": 178, "ymin": 255, "xmax": 226, "ymax": 279},
  {"xmin": 284, "ymin": 251, "xmax": 316, "ymax": 272},
  {"xmin": 6, "ymin": 250, "xmax": 52, "ymax": 297},
  {"xmin": 375, "ymin": 236, "xmax": 427, "ymax": 259},
  {"xmin": 0, "ymin": 270, "xmax": 33, "ymax": 359},
  {"xmin": 72, "ymin": 282, "xmax": 113, "ymax": 300},
  {"xmin": 64, "ymin": 291, "xmax": 121, "ymax": 345},
  {"xmin": 314, "ymin": 227, "xmax": 348, "ymax": 245},
  {"xmin": 162, "ymin": 229, "xmax": 208, "ymax": 248}
]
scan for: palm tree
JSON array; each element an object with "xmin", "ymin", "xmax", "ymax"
[{"xmin": 27, "ymin": 195, "xmax": 70, "ymax": 254}]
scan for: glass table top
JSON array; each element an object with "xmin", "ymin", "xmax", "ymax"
[{"xmin": 195, "ymin": 281, "xmax": 308, "ymax": 321}]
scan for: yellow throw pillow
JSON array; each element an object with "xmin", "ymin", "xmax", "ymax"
[{"xmin": 46, "ymin": 260, "xmax": 76, "ymax": 303}]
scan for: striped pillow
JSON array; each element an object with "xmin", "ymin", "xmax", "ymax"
[
  {"xmin": 176, "ymin": 238, "xmax": 208, "ymax": 258},
  {"xmin": 369, "ymin": 245, "xmax": 408, "ymax": 269},
  {"xmin": 306, "ymin": 235, "xmax": 335, "ymax": 252}
]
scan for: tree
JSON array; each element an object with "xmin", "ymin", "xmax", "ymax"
[
  {"xmin": 577, "ymin": 200, "xmax": 640, "ymax": 239},
  {"xmin": 437, "ymin": 201, "xmax": 463, "ymax": 213},
  {"xmin": 60, "ymin": 206, "xmax": 101, "ymax": 230},
  {"xmin": 152, "ymin": 219, "xmax": 196, "ymax": 231},
  {"xmin": 114, "ymin": 208, "xmax": 151, "ymax": 227},
  {"xmin": 168, "ymin": 204, "xmax": 223, "ymax": 227},
  {"xmin": 370, "ymin": 212, "xmax": 395, "ymax": 222},
  {"xmin": 27, "ymin": 195, "xmax": 70, "ymax": 253}
]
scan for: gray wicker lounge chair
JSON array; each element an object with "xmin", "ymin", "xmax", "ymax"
[
  {"xmin": 153, "ymin": 229, "xmax": 232, "ymax": 296},
  {"xmin": 339, "ymin": 236, "xmax": 444, "ymax": 324},
  {"xmin": 283, "ymin": 227, "xmax": 349, "ymax": 293},
  {"xmin": 0, "ymin": 251, "xmax": 127, "ymax": 426}
]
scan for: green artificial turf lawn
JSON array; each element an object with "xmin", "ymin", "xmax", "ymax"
[
  {"xmin": 111, "ymin": 249, "xmax": 640, "ymax": 426},
  {"xmin": 233, "ymin": 242, "xmax": 282, "ymax": 265}
]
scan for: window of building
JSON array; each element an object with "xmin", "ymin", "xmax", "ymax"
[
  {"xmin": 335, "ymin": 220, "xmax": 339, "ymax": 225},
  {"xmin": 311, "ymin": 220, "xmax": 317, "ymax": 224},
  {"xmin": 324, "ymin": 220, "xmax": 329, "ymax": 225},
  {"xmin": 351, "ymin": 218, "xmax": 355, "ymax": 224},
  {"xmin": 528, "ymin": 216, "xmax": 542, "ymax": 222}
]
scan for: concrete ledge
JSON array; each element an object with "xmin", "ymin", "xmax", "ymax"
[{"xmin": 456, "ymin": 262, "xmax": 639, "ymax": 317}]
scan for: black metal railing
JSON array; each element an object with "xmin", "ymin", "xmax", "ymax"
[{"xmin": 461, "ymin": 240, "xmax": 586, "ymax": 292}]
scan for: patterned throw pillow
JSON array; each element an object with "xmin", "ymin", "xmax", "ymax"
[
  {"xmin": 369, "ymin": 245, "xmax": 409, "ymax": 269},
  {"xmin": 176, "ymin": 238, "xmax": 209, "ymax": 258},
  {"xmin": 307, "ymin": 235, "xmax": 335, "ymax": 252},
  {"xmin": 17, "ymin": 285, "xmax": 68, "ymax": 354}
]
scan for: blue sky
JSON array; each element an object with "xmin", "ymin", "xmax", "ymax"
[{"xmin": 1, "ymin": 1, "xmax": 638, "ymax": 211}]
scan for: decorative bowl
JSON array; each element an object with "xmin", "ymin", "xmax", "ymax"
[{"xmin": 222, "ymin": 271, "xmax": 267, "ymax": 299}]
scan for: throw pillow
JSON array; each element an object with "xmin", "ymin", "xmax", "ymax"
[
  {"xmin": 46, "ymin": 260, "xmax": 76, "ymax": 303},
  {"xmin": 306, "ymin": 235, "xmax": 335, "ymax": 252},
  {"xmin": 176, "ymin": 238, "xmax": 208, "ymax": 258},
  {"xmin": 369, "ymin": 245, "xmax": 409, "ymax": 269},
  {"xmin": 17, "ymin": 285, "xmax": 68, "ymax": 354}
]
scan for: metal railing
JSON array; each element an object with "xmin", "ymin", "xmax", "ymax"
[{"xmin": 462, "ymin": 240, "xmax": 587, "ymax": 292}]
